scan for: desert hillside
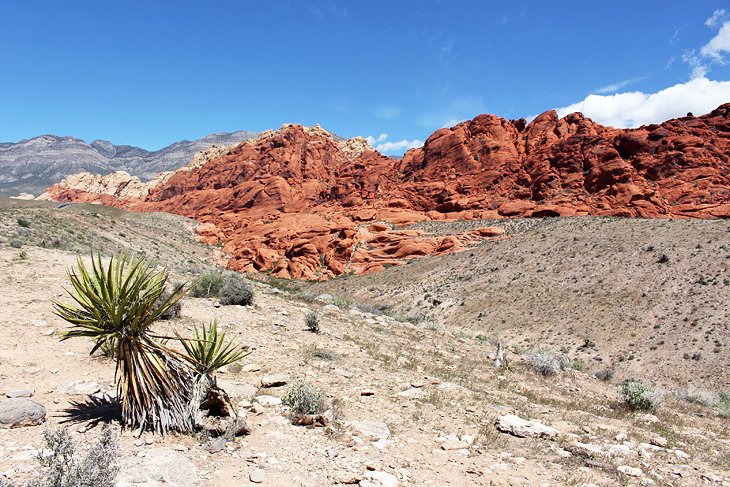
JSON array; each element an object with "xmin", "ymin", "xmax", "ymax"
[{"xmin": 0, "ymin": 200, "xmax": 728, "ymax": 487}]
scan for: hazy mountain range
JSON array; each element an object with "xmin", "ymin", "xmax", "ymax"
[{"xmin": 0, "ymin": 131, "xmax": 258, "ymax": 195}]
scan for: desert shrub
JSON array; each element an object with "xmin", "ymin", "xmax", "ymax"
[
  {"xmin": 15, "ymin": 425, "xmax": 120, "ymax": 487},
  {"xmin": 305, "ymin": 312, "xmax": 320, "ymax": 333},
  {"xmin": 283, "ymin": 380, "xmax": 326, "ymax": 416},
  {"xmin": 17, "ymin": 216, "xmax": 30, "ymax": 228},
  {"xmin": 595, "ymin": 369, "xmax": 614, "ymax": 382},
  {"xmin": 677, "ymin": 389, "xmax": 715, "ymax": 407},
  {"xmin": 154, "ymin": 286, "xmax": 183, "ymax": 319},
  {"xmin": 570, "ymin": 359, "xmax": 586, "ymax": 372},
  {"xmin": 524, "ymin": 349, "xmax": 570, "ymax": 377},
  {"xmin": 622, "ymin": 379, "xmax": 662, "ymax": 411},
  {"xmin": 218, "ymin": 273, "xmax": 254, "ymax": 306},
  {"xmin": 10, "ymin": 239, "xmax": 22, "ymax": 249},
  {"xmin": 718, "ymin": 392, "xmax": 730, "ymax": 418},
  {"xmin": 189, "ymin": 270, "xmax": 225, "ymax": 298}
]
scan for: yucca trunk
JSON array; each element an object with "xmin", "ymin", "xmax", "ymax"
[{"xmin": 117, "ymin": 337, "xmax": 195, "ymax": 434}]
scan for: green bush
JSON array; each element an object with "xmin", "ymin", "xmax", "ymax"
[
  {"xmin": 283, "ymin": 380, "xmax": 326, "ymax": 416},
  {"xmin": 218, "ymin": 273, "xmax": 254, "ymax": 306},
  {"xmin": 188, "ymin": 270, "xmax": 225, "ymax": 298},
  {"xmin": 10, "ymin": 239, "xmax": 22, "ymax": 249},
  {"xmin": 305, "ymin": 312, "xmax": 320, "ymax": 333},
  {"xmin": 621, "ymin": 379, "xmax": 662, "ymax": 411},
  {"xmin": 17, "ymin": 216, "xmax": 30, "ymax": 228}
]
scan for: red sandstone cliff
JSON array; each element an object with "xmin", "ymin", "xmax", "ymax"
[{"xmin": 42, "ymin": 106, "xmax": 730, "ymax": 279}]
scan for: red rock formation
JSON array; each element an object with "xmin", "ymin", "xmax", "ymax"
[{"xmin": 42, "ymin": 106, "xmax": 730, "ymax": 279}]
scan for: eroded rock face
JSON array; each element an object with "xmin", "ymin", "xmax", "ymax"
[
  {"xmin": 399, "ymin": 106, "xmax": 730, "ymax": 219},
  {"xmin": 40, "ymin": 107, "xmax": 730, "ymax": 279}
]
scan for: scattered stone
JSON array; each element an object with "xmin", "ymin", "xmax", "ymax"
[
  {"xmin": 0, "ymin": 398, "xmax": 46, "ymax": 427},
  {"xmin": 360, "ymin": 470, "xmax": 398, "ymax": 487},
  {"xmin": 650, "ymin": 435, "xmax": 668, "ymax": 448},
  {"xmin": 117, "ymin": 448, "xmax": 198, "ymax": 487},
  {"xmin": 673, "ymin": 449, "xmax": 690, "ymax": 459},
  {"xmin": 441, "ymin": 439, "xmax": 469, "ymax": 450},
  {"xmin": 349, "ymin": 420, "xmax": 390, "ymax": 440},
  {"xmin": 638, "ymin": 413, "xmax": 659, "ymax": 424},
  {"xmin": 397, "ymin": 387, "xmax": 426, "ymax": 399},
  {"xmin": 261, "ymin": 374, "xmax": 289, "ymax": 388},
  {"xmin": 64, "ymin": 380, "xmax": 101, "ymax": 395},
  {"xmin": 569, "ymin": 441, "xmax": 606, "ymax": 459},
  {"xmin": 5, "ymin": 390, "xmax": 33, "ymax": 398},
  {"xmin": 495, "ymin": 414, "xmax": 558, "ymax": 439},
  {"xmin": 217, "ymin": 379, "xmax": 257, "ymax": 400},
  {"xmin": 242, "ymin": 363, "xmax": 261, "ymax": 373},
  {"xmin": 255, "ymin": 395, "xmax": 282, "ymax": 407},
  {"xmin": 617, "ymin": 465, "xmax": 643, "ymax": 477},
  {"xmin": 360, "ymin": 389, "xmax": 376, "ymax": 396},
  {"xmin": 249, "ymin": 469, "xmax": 266, "ymax": 483}
]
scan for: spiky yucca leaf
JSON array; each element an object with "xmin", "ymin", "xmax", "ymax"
[
  {"xmin": 178, "ymin": 321, "xmax": 250, "ymax": 376},
  {"xmin": 54, "ymin": 253, "xmax": 193, "ymax": 434}
]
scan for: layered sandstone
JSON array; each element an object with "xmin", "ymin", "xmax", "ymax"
[{"xmin": 41, "ymin": 107, "xmax": 730, "ymax": 279}]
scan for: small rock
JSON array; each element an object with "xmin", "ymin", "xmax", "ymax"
[
  {"xmin": 673, "ymin": 449, "xmax": 690, "ymax": 459},
  {"xmin": 495, "ymin": 414, "xmax": 558, "ymax": 439},
  {"xmin": 349, "ymin": 420, "xmax": 390, "ymax": 440},
  {"xmin": 396, "ymin": 388, "xmax": 426, "ymax": 399},
  {"xmin": 441, "ymin": 439, "xmax": 469, "ymax": 450},
  {"xmin": 0, "ymin": 398, "xmax": 46, "ymax": 428},
  {"xmin": 217, "ymin": 379, "xmax": 257, "ymax": 400},
  {"xmin": 65, "ymin": 381, "xmax": 101, "ymax": 396},
  {"xmin": 360, "ymin": 389, "xmax": 376, "ymax": 396},
  {"xmin": 5, "ymin": 390, "xmax": 33, "ymax": 399},
  {"xmin": 261, "ymin": 374, "xmax": 289, "ymax": 388},
  {"xmin": 255, "ymin": 395, "xmax": 282, "ymax": 407},
  {"xmin": 649, "ymin": 435, "xmax": 668, "ymax": 448},
  {"xmin": 249, "ymin": 469, "xmax": 266, "ymax": 483},
  {"xmin": 242, "ymin": 364, "xmax": 261, "ymax": 373},
  {"xmin": 360, "ymin": 470, "xmax": 398, "ymax": 487},
  {"xmin": 617, "ymin": 465, "xmax": 642, "ymax": 477}
]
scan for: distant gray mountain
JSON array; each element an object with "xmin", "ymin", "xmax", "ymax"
[{"xmin": 0, "ymin": 131, "xmax": 258, "ymax": 195}]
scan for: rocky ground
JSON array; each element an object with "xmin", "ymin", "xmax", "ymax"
[{"xmin": 0, "ymin": 202, "xmax": 728, "ymax": 486}]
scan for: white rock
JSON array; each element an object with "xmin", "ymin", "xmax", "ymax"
[
  {"xmin": 255, "ymin": 395, "xmax": 282, "ymax": 407},
  {"xmin": 261, "ymin": 374, "xmax": 289, "ymax": 388},
  {"xmin": 64, "ymin": 381, "xmax": 101, "ymax": 396},
  {"xmin": 349, "ymin": 420, "xmax": 390, "ymax": 440},
  {"xmin": 495, "ymin": 414, "xmax": 558, "ymax": 439},
  {"xmin": 249, "ymin": 469, "xmax": 266, "ymax": 483},
  {"xmin": 397, "ymin": 387, "xmax": 426, "ymax": 399},
  {"xmin": 116, "ymin": 448, "xmax": 198, "ymax": 487},
  {"xmin": 217, "ymin": 379, "xmax": 257, "ymax": 400},
  {"xmin": 617, "ymin": 465, "xmax": 642, "ymax": 477},
  {"xmin": 360, "ymin": 470, "xmax": 398, "ymax": 487}
]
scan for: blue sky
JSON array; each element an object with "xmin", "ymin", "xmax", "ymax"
[{"xmin": 2, "ymin": 1, "xmax": 730, "ymax": 153}]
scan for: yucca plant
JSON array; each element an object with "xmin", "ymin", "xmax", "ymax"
[
  {"xmin": 178, "ymin": 321, "xmax": 250, "ymax": 381},
  {"xmin": 54, "ymin": 253, "xmax": 193, "ymax": 434}
]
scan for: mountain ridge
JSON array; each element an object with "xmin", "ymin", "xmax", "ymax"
[{"xmin": 0, "ymin": 130, "xmax": 258, "ymax": 195}]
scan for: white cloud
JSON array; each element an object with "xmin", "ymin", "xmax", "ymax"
[
  {"xmin": 556, "ymin": 76, "xmax": 730, "ymax": 128},
  {"xmin": 364, "ymin": 133, "xmax": 388, "ymax": 145},
  {"xmin": 594, "ymin": 77, "xmax": 644, "ymax": 94},
  {"xmin": 706, "ymin": 8, "xmax": 727, "ymax": 27},
  {"xmin": 700, "ymin": 21, "xmax": 730, "ymax": 61},
  {"xmin": 441, "ymin": 118, "xmax": 464, "ymax": 128},
  {"xmin": 363, "ymin": 133, "xmax": 423, "ymax": 154},
  {"xmin": 684, "ymin": 13, "xmax": 730, "ymax": 78}
]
